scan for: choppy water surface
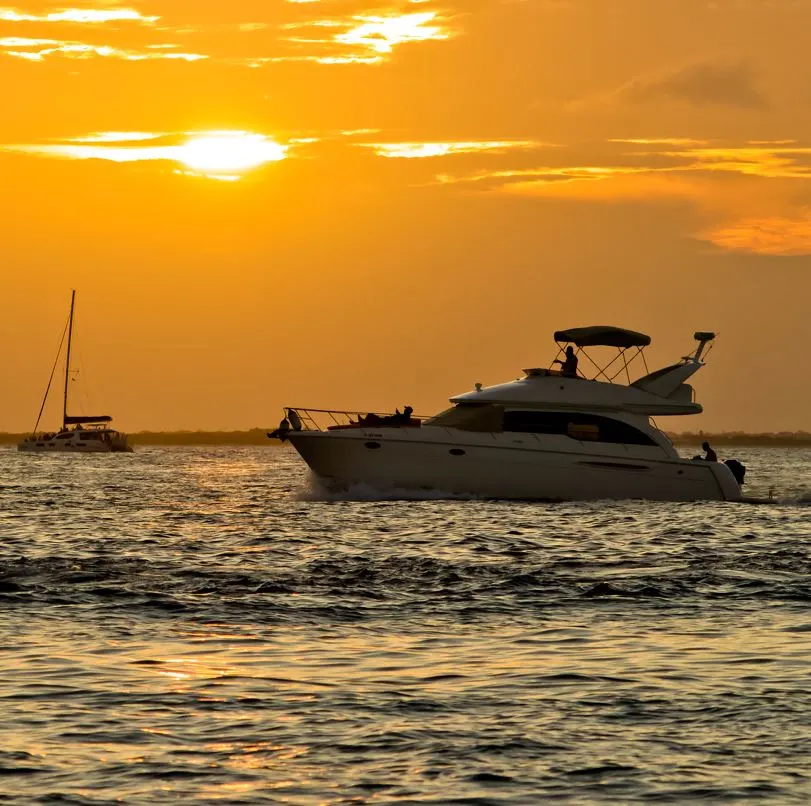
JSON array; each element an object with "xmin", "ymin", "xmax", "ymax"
[{"xmin": 1, "ymin": 445, "xmax": 810, "ymax": 804}]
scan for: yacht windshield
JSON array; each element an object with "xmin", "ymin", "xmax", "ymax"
[{"xmin": 426, "ymin": 403, "xmax": 504, "ymax": 432}]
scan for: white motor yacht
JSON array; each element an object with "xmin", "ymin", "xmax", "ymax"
[
  {"xmin": 18, "ymin": 290, "xmax": 132, "ymax": 454},
  {"xmin": 270, "ymin": 327, "xmax": 745, "ymax": 502}
]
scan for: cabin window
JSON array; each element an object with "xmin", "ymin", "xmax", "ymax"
[
  {"xmin": 426, "ymin": 403, "xmax": 504, "ymax": 432},
  {"xmin": 503, "ymin": 411, "xmax": 657, "ymax": 446},
  {"xmin": 56, "ymin": 433, "xmax": 73, "ymax": 440}
]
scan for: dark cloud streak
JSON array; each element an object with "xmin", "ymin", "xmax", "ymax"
[{"xmin": 621, "ymin": 60, "xmax": 767, "ymax": 110}]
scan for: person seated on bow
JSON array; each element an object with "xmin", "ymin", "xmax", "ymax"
[
  {"xmin": 268, "ymin": 417, "xmax": 290, "ymax": 440},
  {"xmin": 390, "ymin": 406, "xmax": 414, "ymax": 425}
]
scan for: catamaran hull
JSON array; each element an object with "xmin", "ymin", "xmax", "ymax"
[
  {"xmin": 19, "ymin": 443, "xmax": 106, "ymax": 453},
  {"xmin": 17, "ymin": 434, "xmax": 133, "ymax": 453},
  {"xmin": 17, "ymin": 443, "xmax": 132, "ymax": 453},
  {"xmin": 287, "ymin": 429, "xmax": 742, "ymax": 502}
]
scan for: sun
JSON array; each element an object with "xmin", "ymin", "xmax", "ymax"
[{"xmin": 176, "ymin": 131, "xmax": 287, "ymax": 174}]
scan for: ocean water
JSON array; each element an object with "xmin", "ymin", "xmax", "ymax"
[{"xmin": 1, "ymin": 445, "xmax": 809, "ymax": 805}]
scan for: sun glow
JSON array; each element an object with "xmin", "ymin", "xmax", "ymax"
[
  {"xmin": 177, "ymin": 132, "xmax": 286, "ymax": 173},
  {"xmin": 4, "ymin": 130, "xmax": 288, "ymax": 179}
]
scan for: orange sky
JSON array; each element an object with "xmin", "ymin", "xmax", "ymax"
[{"xmin": 1, "ymin": 0, "xmax": 809, "ymax": 432}]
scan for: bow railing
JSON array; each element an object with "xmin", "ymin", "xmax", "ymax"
[{"xmin": 282, "ymin": 407, "xmax": 426, "ymax": 432}]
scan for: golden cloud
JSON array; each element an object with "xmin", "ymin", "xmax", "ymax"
[
  {"xmin": 278, "ymin": 10, "xmax": 452, "ymax": 63},
  {"xmin": 0, "ymin": 7, "xmax": 158, "ymax": 24},
  {"xmin": 702, "ymin": 215, "xmax": 811, "ymax": 256}
]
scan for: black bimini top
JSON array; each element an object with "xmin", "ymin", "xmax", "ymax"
[
  {"xmin": 64, "ymin": 415, "xmax": 113, "ymax": 425},
  {"xmin": 554, "ymin": 326, "xmax": 651, "ymax": 349}
]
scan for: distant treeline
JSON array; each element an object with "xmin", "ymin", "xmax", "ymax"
[
  {"xmin": 669, "ymin": 432, "xmax": 811, "ymax": 447},
  {"xmin": 1, "ymin": 430, "xmax": 809, "ymax": 447},
  {"xmin": 129, "ymin": 429, "xmax": 280, "ymax": 446}
]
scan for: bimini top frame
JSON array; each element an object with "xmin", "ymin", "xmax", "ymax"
[{"xmin": 552, "ymin": 325, "xmax": 652, "ymax": 385}]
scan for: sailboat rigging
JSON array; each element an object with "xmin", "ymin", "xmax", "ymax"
[{"xmin": 18, "ymin": 290, "xmax": 132, "ymax": 453}]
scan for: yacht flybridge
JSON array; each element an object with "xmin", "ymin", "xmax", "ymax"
[
  {"xmin": 270, "ymin": 327, "xmax": 746, "ymax": 501},
  {"xmin": 18, "ymin": 291, "xmax": 132, "ymax": 454}
]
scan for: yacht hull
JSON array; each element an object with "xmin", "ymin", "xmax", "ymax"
[{"xmin": 288, "ymin": 428, "xmax": 741, "ymax": 502}]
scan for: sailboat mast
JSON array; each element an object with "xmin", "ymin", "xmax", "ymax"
[{"xmin": 63, "ymin": 290, "xmax": 76, "ymax": 429}]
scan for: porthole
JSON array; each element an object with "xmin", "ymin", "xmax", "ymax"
[
  {"xmin": 365, "ymin": 441, "xmax": 382, "ymax": 450},
  {"xmin": 449, "ymin": 448, "xmax": 466, "ymax": 456}
]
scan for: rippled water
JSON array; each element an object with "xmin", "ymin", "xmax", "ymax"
[{"xmin": 1, "ymin": 445, "xmax": 810, "ymax": 804}]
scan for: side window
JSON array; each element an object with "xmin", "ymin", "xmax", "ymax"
[
  {"xmin": 503, "ymin": 411, "xmax": 570, "ymax": 435},
  {"xmin": 56, "ymin": 433, "xmax": 73, "ymax": 440},
  {"xmin": 567, "ymin": 423, "xmax": 599, "ymax": 441},
  {"xmin": 503, "ymin": 411, "xmax": 657, "ymax": 446},
  {"xmin": 592, "ymin": 417, "xmax": 657, "ymax": 446}
]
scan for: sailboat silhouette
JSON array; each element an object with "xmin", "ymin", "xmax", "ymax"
[{"xmin": 18, "ymin": 290, "xmax": 133, "ymax": 453}]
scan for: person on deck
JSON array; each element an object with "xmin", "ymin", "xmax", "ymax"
[
  {"xmin": 702, "ymin": 441, "xmax": 718, "ymax": 462},
  {"xmin": 390, "ymin": 406, "xmax": 414, "ymax": 424},
  {"xmin": 555, "ymin": 346, "xmax": 579, "ymax": 378},
  {"xmin": 267, "ymin": 417, "xmax": 290, "ymax": 440}
]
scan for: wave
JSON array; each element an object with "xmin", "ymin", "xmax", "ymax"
[{"xmin": 298, "ymin": 475, "xmax": 481, "ymax": 502}]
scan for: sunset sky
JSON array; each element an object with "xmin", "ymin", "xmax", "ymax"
[{"xmin": 1, "ymin": 0, "xmax": 809, "ymax": 433}]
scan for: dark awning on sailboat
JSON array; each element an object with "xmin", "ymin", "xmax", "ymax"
[
  {"xmin": 554, "ymin": 326, "xmax": 651, "ymax": 349},
  {"xmin": 64, "ymin": 415, "xmax": 113, "ymax": 425}
]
